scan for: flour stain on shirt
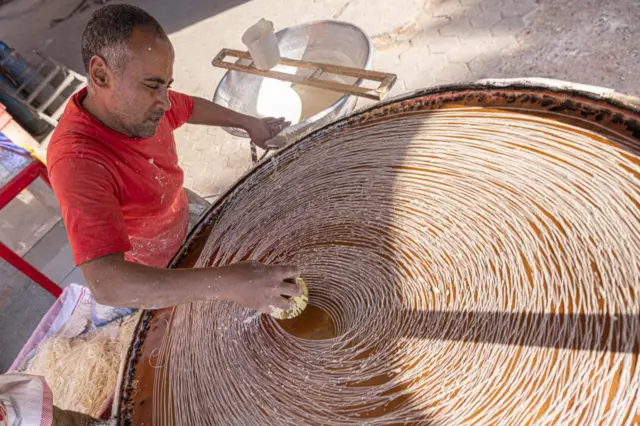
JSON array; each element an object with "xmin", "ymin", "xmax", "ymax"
[
  {"xmin": 155, "ymin": 174, "xmax": 166, "ymax": 186},
  {"xmin": 152, "ymin": 164, "xmax": 169, "ymax": 203}
]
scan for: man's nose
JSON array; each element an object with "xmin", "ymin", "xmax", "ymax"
[{"xmin": 157, "ymin": 88, "xmax": 171, "ymax": 112}]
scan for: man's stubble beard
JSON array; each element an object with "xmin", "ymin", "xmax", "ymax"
[
  {"xmin": 112, "ymin": 106, "xmax": 157, "ymax": 138},
  {"xmin": 131, "ymin": 122, "xmax": 159, "ymax": 138}
]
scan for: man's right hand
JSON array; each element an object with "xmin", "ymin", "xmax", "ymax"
[
  {"xmin": 217, "ymin": 261, "xmax": 302, "ymax": 313},
  {"xmin": 81, "ymin": 253, "xmax": 302, "ymax": 311}
]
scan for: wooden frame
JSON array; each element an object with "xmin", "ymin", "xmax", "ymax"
[{"xmin": 212, "ymin": 48, "xmax": 397, "ymax": 101}]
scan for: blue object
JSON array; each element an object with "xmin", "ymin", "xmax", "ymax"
[
  {"xmin": 90, "ymin": 299, "xmax": 136, "ymax": 327},
  {"xmin": 0, "ymin": 41, "xmax": 55, "ymax": 102},
  {"xmin": 0, "ymin": 42, "xmax": 32, "ymax": 83},
  {"xmin": 0, "ymin": 73, "xmax": 50, "ymax": 135},
  {"xmin": 0, "ymin": 131, "xmax": 29, "ymax": 155}
]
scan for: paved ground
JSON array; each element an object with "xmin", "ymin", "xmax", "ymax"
[
  {"xmin": 0, "ymin": 220, "xmax": 78, "ymax": 372},
  {"xmin": 1, "ymin": 0, "xmax": 638, "ymax": 199},
  {"xmin": 0, "ymin": 0, "xmax": 638, "ymax": 369}
]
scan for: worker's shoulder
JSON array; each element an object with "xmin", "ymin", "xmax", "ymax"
[{"xmin": 46, "ymin": 114, "xmax": 115, "ymax": 173}]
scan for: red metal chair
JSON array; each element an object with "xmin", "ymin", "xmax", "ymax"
[{"xmin": 0, "ymin": 148, "xmax": 61, "ymax": 298}]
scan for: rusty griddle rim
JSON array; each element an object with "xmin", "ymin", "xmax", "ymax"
[
  {"xmin": 174, "ymin": 78, "xmax": 640, "ymax": 268},
  {"xmin": 174, "ymin": 77, "xmax": 640, "ymax": 268},
  {"xmin": 116, "ymin": 78, "xmax": 640, "ymax": 424}
]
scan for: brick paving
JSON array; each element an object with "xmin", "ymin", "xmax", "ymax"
[
  {"xmin": 172, "ymin": 0, "xmax": 540, "ymax": 199},
  {"xmin": 1, "ymin": 0, "xmax": 638, "ymax": 199}
]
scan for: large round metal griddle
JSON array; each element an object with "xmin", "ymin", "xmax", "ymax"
[{"xmin": 116, "ymin": 78, "xmax": 640, "ymax": 425}]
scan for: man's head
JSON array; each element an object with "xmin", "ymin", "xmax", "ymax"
[{"xmin": 82, "ymin": 5, "xmax": 174, "ymax": 138}]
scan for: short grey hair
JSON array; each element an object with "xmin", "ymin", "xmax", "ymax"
[{"xmin": 81, "ymin": 4, "xmax": 166, "ymax": 73}]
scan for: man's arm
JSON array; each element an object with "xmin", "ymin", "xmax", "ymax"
[
  {"xmin": 187, "ymin": 96, "xmax": 290, "ymax": 149},
  {"xmin": 48, "ymin": 157, "xmax": 300, "ymax": 312},
  {"xmin": 81, "ymin": 253, "xmax": 301, "ymax": 311}
]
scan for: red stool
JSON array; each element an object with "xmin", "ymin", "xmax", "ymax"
[{"xmin": 0, "ymin": 154, "xmax": 61, "ymax": 298}]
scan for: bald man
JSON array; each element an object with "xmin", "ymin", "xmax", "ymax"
[{"xmin": 47, "ymin": 4, "xmax": 301, "ymax": 312}]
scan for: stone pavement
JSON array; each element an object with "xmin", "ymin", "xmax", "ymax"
[
  {"xmin": 169, "ymin": 0, "xmax": 640, "ymax": 200},
  {"xmin": 173, "ymin": 0, "xmax": 639, "ymax": 201},
  {"xmin": 1, "ymin": 0, "xmax": 637, "ymax": 201},
  {"xmin": 173, "ymin": 0, "xmax": 539, "ymax": 200}
]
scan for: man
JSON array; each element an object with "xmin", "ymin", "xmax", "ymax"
[{"xmin": 47, "ymin": 4, "xmax": 301, "ymax": 313}]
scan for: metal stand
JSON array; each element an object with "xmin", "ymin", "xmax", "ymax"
[{"xmin": 1, "ymin": 49, "xmax": 86, "ymax": 127}]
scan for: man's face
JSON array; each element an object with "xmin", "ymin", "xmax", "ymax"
[{"xmin": 105, "ymin": 27, "xmax": 175, "ymax": 138}]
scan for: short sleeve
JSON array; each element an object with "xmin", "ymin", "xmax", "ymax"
[
  {"xmin": 166, "ymin": 90, "xmax": 194, "ymax": 130},
  {"xmin": 49, "ymin": 157, "xmax": 131, "ymax": 265}
]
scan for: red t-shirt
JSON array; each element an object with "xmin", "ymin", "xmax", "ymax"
[{"xmin": 47, "ymin": 88, "xmax": 194, "ymax": 267}]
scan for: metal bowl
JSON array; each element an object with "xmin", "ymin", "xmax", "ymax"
[{"xmin": 213, "ymin": 20, "xmax": 373, "ymax": 141}]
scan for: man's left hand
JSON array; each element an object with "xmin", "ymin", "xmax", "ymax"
[{"xmin": 246, "ymin": 117, "xmax": 290, "ymax": 150}]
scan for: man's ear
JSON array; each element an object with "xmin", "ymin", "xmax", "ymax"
[{"xmin": 88, "ymin": 56, "xmax": 111, "ymax": 89}]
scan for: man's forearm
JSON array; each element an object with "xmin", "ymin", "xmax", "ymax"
[
  {"xmin": 81, "ymin": 253, "xmax": 235, "ymax": 309},
  {"xmin": 186, "ymin": 96, "xmax": 290, "ymax": 149},
  {"xmin": 187, "ymin": 96, "xmax": 255, "ymax": 129}
]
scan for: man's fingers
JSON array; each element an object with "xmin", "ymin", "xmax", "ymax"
[
  {"xmin": 268, "ymin": 121, "xmax": 290, "ymax": 136},
  {"xmin": 258, "ymin": 305, "xmax": 272, "ymax": 314},
  {"xmin": 277, "ymin": 280, "xmax": 302, "ymax": 297},
  {"xmin": 259, "ymin": 297, "xmax": 293, "ymax": 315},
  {"xmin": 265, "ymin": 116, "xmax": 285, "ymax": 123},
  {"xmin": 273, "ymin": 297, "xmax": 294, "ymax": 311},
  {"xmin": 264, "ymin": 117, "xmax": 283, "ymax": 127},
  {"xmin": 266, "ymin": 118, "xmax": 289, "ymax": 127},
  {"xmin": 266, "ymin": 135, "xmax": 287, "ymax": 149},
  {"xmin": 269, "ymin": 264, "xmax": 300, "ymax": 280}
]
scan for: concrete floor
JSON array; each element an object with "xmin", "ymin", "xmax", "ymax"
[
  {"xmin": 0, "ymin": 212, "xmax": 84, "ymax": 372},
  {"xmin": 0, "ymin": 0, "xmax": 637, "ymax": 199},
  {"xmin": 0, "ymin": 147, "xmax": 80, "ymax": 371},
  {"xmin": 1, "ymin": 0, "xmax": 638, "ymax": 371}
]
